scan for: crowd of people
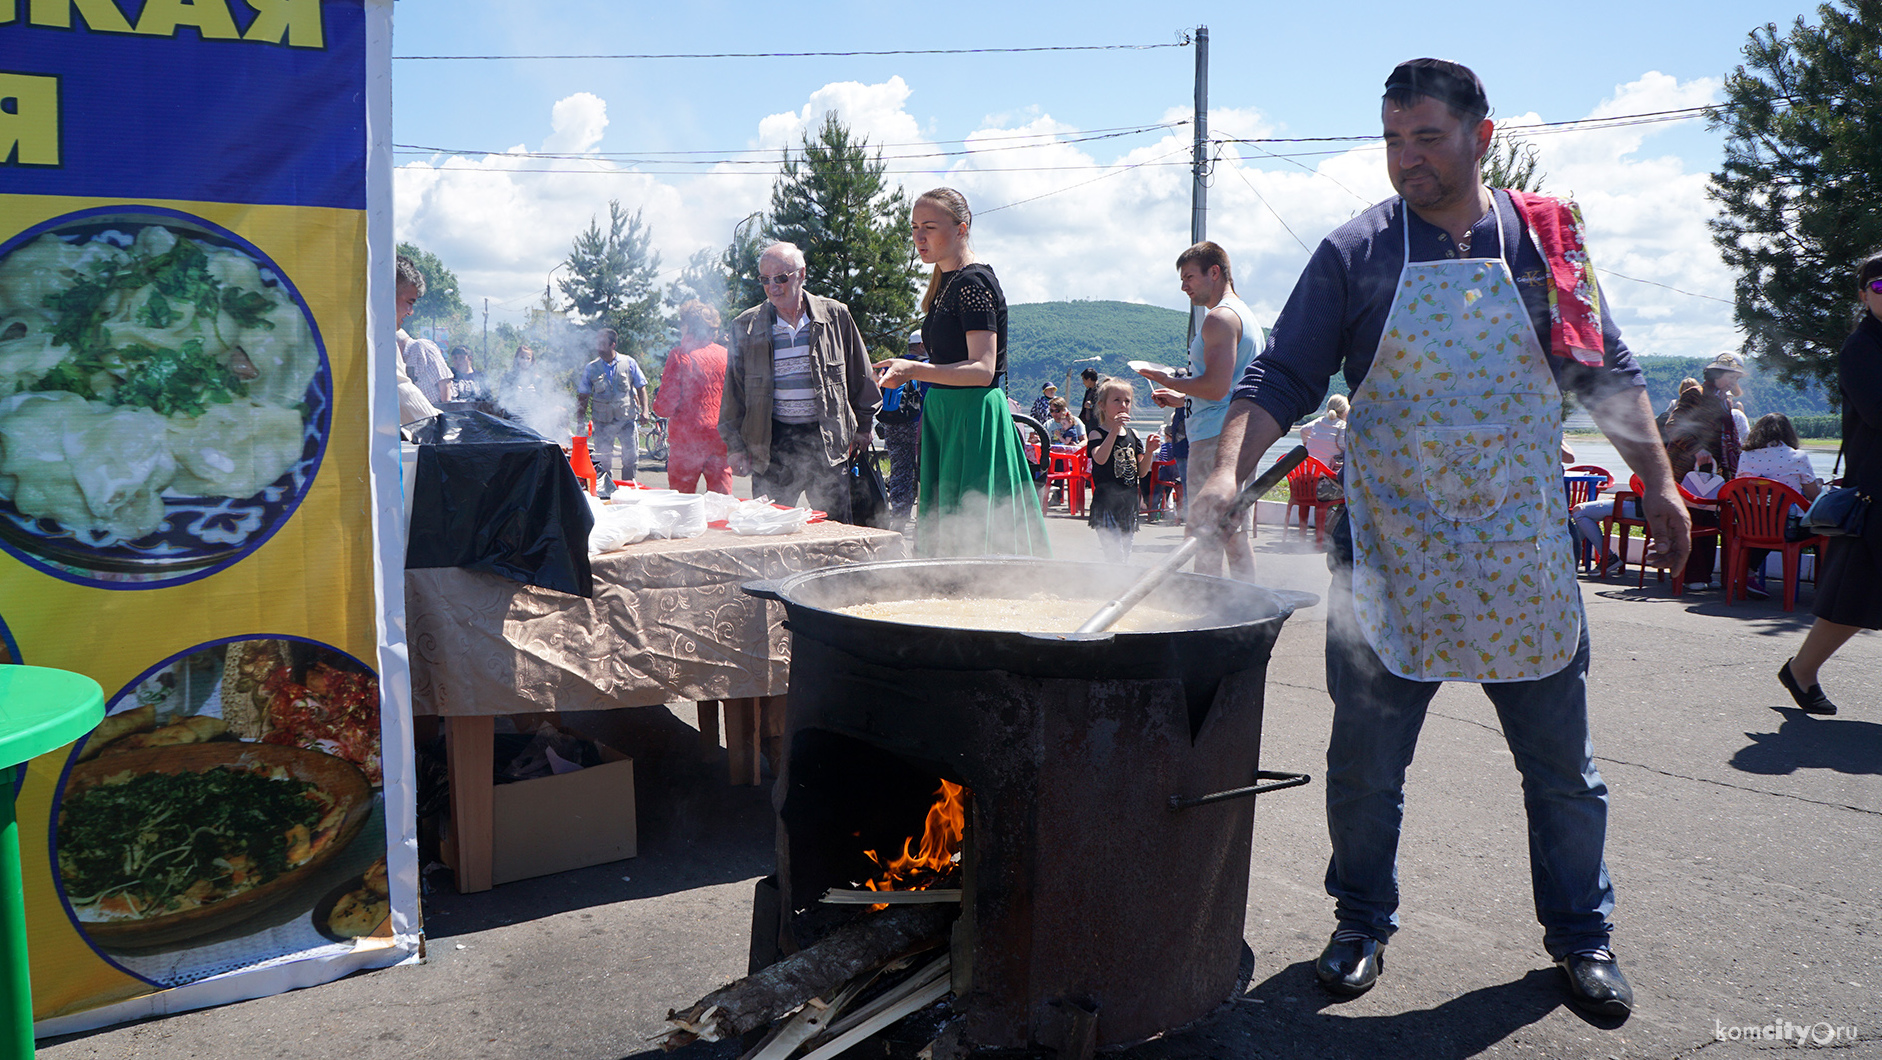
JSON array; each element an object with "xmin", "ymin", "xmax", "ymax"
[{"xmin": 388, "ymin": 55, "xmax": 1877, "ymax": 1026}]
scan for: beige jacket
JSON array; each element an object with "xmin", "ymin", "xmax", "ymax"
[{"xmin": 719, "ymin": 292, "xmax": 881, "ymax": 473}]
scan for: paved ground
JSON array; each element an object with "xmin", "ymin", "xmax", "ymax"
[{"xmin": 41, "ymin": 496, "xmax": 1882, "ymax": 1060}]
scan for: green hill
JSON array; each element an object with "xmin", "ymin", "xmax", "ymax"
[{"xmin": 1006, "ymin": 300, "xmax": 1190, "ymax": 409}]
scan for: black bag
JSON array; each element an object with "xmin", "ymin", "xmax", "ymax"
[
  {"xmin": 846, "ymin": 450, "xmax": 892, "ymax": 529},
  {"xmin": 877, "ymin": 382, "xmax": 924, "ymax": 426},
  {"xmin": 1804, "ymin": 443, "xmax": 1870, "ymax": 537}
]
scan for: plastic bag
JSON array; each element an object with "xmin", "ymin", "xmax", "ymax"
[
  {"xmin": 727, "ymin": 503, "xmax": 813, "ymax": 536},
  {"xmin": 586, "ymin": 493, "xmax": 653, "ymax": 554}
]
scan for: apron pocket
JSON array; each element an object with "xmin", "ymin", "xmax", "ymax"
[{"xmin": 1416, "ymin": 425, "xmax": 1510, "ymax": 523}]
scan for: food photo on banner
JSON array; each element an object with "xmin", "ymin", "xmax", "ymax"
[{"xmin": 0, "ymin": 0, "xmax": 416, "ymax": 1035}]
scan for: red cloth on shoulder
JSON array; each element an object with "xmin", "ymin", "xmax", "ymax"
[{"xmin": 1504, "ymin": 190, "xmax": 1605, "ymax": 368}]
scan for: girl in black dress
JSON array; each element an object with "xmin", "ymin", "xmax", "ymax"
[
  {"xmin": 1085, "ymin": 377, "xmax": 1157, "ymax": 561},
  {"xmin": 1779, "ymin": 251, "xmax": 1882, "ymax": 715}
]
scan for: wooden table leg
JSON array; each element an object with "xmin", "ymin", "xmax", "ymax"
[
  {"xmin": 444, "ymin": 715, "xmax": 495, "ymax": 893},
  {"xmin": 696, "ymin": 700, "xmax": 721, "ymax": 755},
  {"xmin": 760, "ymin": 695, "xmax": 788, "ymax": 778},
  {"xmin": 723, "ymin": 697, "xmax": 762, "ymax": 786}
]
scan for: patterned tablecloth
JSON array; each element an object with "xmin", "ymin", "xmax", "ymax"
[{"xmin": 406, "ymin": 522, "xmax": 903, "ymax": 716}]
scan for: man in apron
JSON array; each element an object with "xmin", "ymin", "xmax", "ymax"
[{"xmin": 1193, "ymin": 59, "xmax": 1690, "ymax": 1019}]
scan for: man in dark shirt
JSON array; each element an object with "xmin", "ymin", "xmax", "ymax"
[
  {"xmin": 1193, "ymin": 58, "xmax": 1689, "ymax": 1020},
  {"xmin": 1076, "ymin": 367, "xmax": 1102, "ymax": 432}
]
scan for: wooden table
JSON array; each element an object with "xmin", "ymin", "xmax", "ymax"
[{"xmin": 406, "ymin": 521, "xmax": 902, "ymax": 891}]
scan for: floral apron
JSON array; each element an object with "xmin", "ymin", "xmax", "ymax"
[{"xmin": 1342, "ymin": 201, "xmax": 1581, "ymax": 683}]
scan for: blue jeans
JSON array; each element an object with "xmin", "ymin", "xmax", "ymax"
[{"xmin": 1322, "ymin": 526, "xmax": 1615, "ymax": 958}]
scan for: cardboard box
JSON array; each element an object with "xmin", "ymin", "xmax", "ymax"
[{"xmin": 472, "ymin": 741, "xmax": 637, "ymax": 886}]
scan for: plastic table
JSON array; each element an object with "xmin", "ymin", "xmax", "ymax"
[{"xmin": 0, "ymin": 666, "xmax": 104, "ymax": 1056}]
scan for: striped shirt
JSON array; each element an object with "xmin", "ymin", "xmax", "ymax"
[{"xmin": 771, "ymin": 311, "xmax": 817, "ymax": 424}]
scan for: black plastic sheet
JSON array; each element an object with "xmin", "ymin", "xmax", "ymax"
[{"xmin": 404, "ymin": 411, "xmax": 594, "ymax": 597}]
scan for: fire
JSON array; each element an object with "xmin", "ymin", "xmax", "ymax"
[{"xmin": 862, "ymin": 780, "xmax": 966, "ymax": 892}]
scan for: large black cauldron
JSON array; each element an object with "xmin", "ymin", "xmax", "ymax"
[{"xmin": 745, "ymin": 558, "xmax": 1309, "ymax": 1051}]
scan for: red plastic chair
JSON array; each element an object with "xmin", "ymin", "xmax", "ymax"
[
  {"xmin": 1566, "ymin": 464, "xmax": 1613, "ymax": 491},
  {"xmin": 1717, "ymin": 478, "xmax": 1825, "ymax": 611},
  {"xmin": 1284, "ymin": 456, "xmax": 1341, "ymax": 547},
  {"xmin": 1607, "ymin": 475, "xmax": 1721, "ymax": 594},
  {"xmin": 1045, "ymin": 448, "xmax": 1090, "ymax": 516},
  {"xmin": 1141, "ymin": 459, "xmax": 1181, "ymax": 516}
]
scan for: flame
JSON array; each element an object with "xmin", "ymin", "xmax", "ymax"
[{"xmin": 861, "ymin": 780, "xmax": 966, "ymax": 892}]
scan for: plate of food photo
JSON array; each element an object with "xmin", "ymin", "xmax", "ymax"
[{"xmin": 0, "ymin": 208, "xmax": 331, "ymax": 586}]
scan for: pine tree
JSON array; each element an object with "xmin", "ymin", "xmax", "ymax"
[
  {"xmin": 395, "ymin": 241, "xmax": 471, "ymax": 340},
  {"xmin": 761, "ymin": 113, "xmax": 921, "ymax": 357},
  {"xmin": 1482, "ymin": 130, "xmax": 1545, "ymax": 193},
  {"xmin": 1708, "ymin": 0, "xmax": 1882, "ymax": 395},
  {"xmin": 558, "ymin": 200, "xmax": 668, "ymax": 360}
]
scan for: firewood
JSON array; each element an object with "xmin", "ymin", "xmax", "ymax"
[
  {"xmin": 819, "ymin": 889, "xmax": 961, "ymax": 906},
  {"xmin": 815, "ymin": 954, "xmax": 948, "ymax": 1042},
  {"xmin": 663, "ymin": 905, "xmax": 950, "ymax": 1048},
  {"xmin": 797, "ymin": 974, "xmax": 951, "ymax": 1060}
]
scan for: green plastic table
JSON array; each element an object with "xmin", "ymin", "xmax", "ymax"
[{"xmin": 0, "ymin": 666, "xmax": 104, "ymax": 1058}]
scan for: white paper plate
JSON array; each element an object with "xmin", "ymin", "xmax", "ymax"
[{"xmin": 1127, "ymin": 360, "xmax": 1177, "ymax": 376}]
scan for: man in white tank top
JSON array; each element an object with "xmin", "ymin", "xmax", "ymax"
[{"xmin": 1137, "ymin": 241, "xmax": 1262, "ymax": 579}]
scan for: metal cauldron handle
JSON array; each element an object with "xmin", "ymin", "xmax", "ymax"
[
  {"xmin": 741, "ymin": 579, "xmax": 785, "ymax": 602},
  {"xmin": 1168, "ymin": 770, "xmax": 1312, "ymax": 811}
]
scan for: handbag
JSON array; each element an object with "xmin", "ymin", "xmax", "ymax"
[
  {"xmin": 846, "ymin": 449, "xmax": 892, "ymax": 529},
  {"xmin": 1803, "ymin": 442, "xmax": 1870, "ymax": 537}
]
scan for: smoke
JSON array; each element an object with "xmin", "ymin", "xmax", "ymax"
[{"xmin": 478, "ymin": 316, "xmax": 598, "ymax": 443}]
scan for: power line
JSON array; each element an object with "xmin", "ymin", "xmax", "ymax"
[
  {"xmin": 1595, "ymin": 267, "xmax": 1734, "ymax": 305},
  {"xmin": 393, "ymin": 121, "xmax": 1184, "ymax": 160},
  {"xmin": 403, "ymin": 159, "xmax": 1201, "ymax": 177},
  {"xmin": 980, "ymin": 144, "xmax": 1194, "ymax": 214},
  {"xmin": 392, "ymin": 123, "xmax": 1187, "ymax": 167},
  {"xmin": 395, "ymin": 41, "xmax": 1190, "ymax": 61},
  {"xmin": 1222, "ymin": 151, "xmax": 1311, "ymax": 253},
  {"xmin": 1217, "ymin": 104, "xmax": 1723, "ymax": 146}
]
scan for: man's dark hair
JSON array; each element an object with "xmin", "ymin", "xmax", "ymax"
[
  {"xmin": 598, "ymin": 327, "xmax": 619, "ymax": 346},
  {"xmin": 1175, "ymin": 241, "xmax": 1232, "ymax": 284},
  {"xmin": 1080, "ymin": 368, "xmax": 1099, "ymax": 382},
  {"xmin": 1857, "ymin": 250, "xmax": 1882, "ymax": 290},
  {"xmin": 449, "ymin": 345, "xmax": 472, "ymax": 363},
  {"xmin": 1384, "ymin": 58, "xmax": 1490, "ymax": 125},
  {"xmin": 395, "ymin": 254, "xmax": 427, "ymax": 297}
]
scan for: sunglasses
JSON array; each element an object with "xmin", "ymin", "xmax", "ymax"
[
  {"xmin": 1867, "ymin": 278, "xmax": 1882, "ymax": 294},
  {"xmin": 760, "ymin": 271, "xmax": 798, "ymax": 287}
]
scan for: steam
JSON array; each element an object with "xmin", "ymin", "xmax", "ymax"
[{"xmin": 912, "ymin": 489, "xmax": 1053, "ymax": 560}]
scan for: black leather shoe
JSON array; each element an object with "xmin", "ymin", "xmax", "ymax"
[
  {"xmin": 1778, "ymin": 660, "xmax": 1837, "ymax": 715},
  {"xmin": 1314, "ymin": 933, "xmax": 1385, "ymax": 997},
  {"xmin": 1558, "ymin": 950, "xmax": 1634, "ymax": 1017}
]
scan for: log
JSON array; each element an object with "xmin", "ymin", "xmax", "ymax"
[
  {"xmin": 819, "ymin": 889, "xmax": 962, "ymax": 906},
  {"xmin": 664, "ymin": 905, "xmax": 950, "ymax": 1047}
]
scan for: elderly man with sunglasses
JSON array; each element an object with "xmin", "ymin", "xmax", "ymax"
[
  {"xmin": 721, "ymin": 241, "xmax": 881, "ymax": 522},
  {"xmin": 1193, "ymin": 58, "xmax": 1690, "ymax": 1020}
]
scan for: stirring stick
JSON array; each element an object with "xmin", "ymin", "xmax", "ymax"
[{"xmin": 1074, "ymin": 446, "xmax": 1309, "ymax": 635}]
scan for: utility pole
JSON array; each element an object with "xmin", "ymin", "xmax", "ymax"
[
  {"xmin": 1188, "ymin": 24, "xmax": 1209, "ymax": 345},
  {"xmin": 482, "ymin": 298, "xmax": 489, "ymax": 362}
]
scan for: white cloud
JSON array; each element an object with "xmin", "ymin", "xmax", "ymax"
[{"xmin": 395, "ymin": 72, "xmax": 1737, "ymax": 362}]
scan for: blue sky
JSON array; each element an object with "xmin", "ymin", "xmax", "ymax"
[{"xmin": 389, "ymin": 0, "xmax": 1824, "ymax": 361}]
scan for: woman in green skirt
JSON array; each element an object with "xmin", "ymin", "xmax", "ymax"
[{"xmin": 874, "ymin": 188, "xmax": 1051, "ymax": 557}]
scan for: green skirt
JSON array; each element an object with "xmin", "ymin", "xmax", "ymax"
[{"xmin": 916, "ymin": 387, "xmax": 1052, "ymax": 558}]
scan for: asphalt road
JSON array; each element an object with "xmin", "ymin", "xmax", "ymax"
[{"xmin": 40, "ymin": 503, "xmax": 1882, "ymax": 1060}]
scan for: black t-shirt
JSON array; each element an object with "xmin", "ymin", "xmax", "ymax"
[
  {"xmin": 922, "ymin": 263, "xmax": 1007, "ymax": 387},
  {"xmin": 1078, "ymin": 387, "xmax": 1101, "ymax": 431},
  {"xmin": 1086, "ymin": 426, "xmax": 1143, "ymax": 489}
]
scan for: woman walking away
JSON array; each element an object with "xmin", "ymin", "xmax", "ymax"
[
  {"xmin": 874, "ymin": 188, "xmax": 1050, "ymax": 557},
  {"xmin": 1778, "ymin": 252, "xmax": 1882, "ymax": 715},
  {"xmin": 1085, "ymin": 377, "xmax": 1155, "ymax": 562}
]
